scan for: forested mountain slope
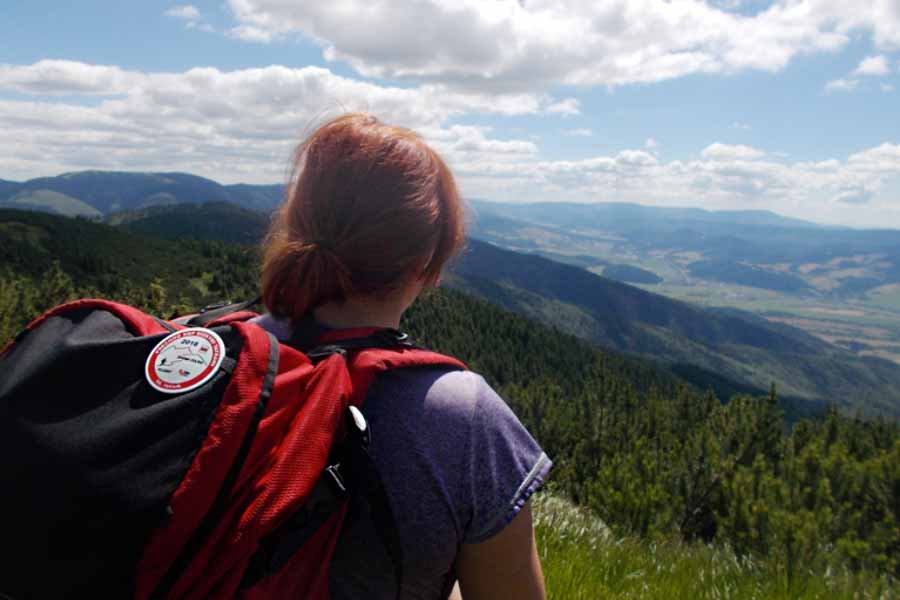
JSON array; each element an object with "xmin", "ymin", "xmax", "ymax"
[
  {"xmin": 404, "ymin": 290, "xmax": 898, "ymax": 584},
  {"xmin": 450, "ymin": 239, "xmax": 900, "ymax": 416},
  {"xmin": 0, "ymin": 208, "xmax": 260, "ymax": 324},
  {"xmin": 0, "ymin": 207, "xmax": 896, "ymax": 591},
  {"xmin": 471, "ymin": 198, "xmax": 822, "ymax": 230},
  {"xmin": 5, "ymin": 202, "xmax": 895, "ymax": 416},
  {"xmin": 107, "ymin": 202, "xmax": 271, "ymax": 245}
]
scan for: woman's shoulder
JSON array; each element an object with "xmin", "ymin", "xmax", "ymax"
[
  {"xmin": 370, "ymin": 366, "xmax": 551, "ymax": 542},
  {"xmin": 371, "ymin": 366, "xmax": 499, "ymax": 425}
]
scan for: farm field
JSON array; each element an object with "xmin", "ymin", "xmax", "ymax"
[
  {"xmin": 525, "ymin": 243, "xmax": 900, "ymax": 367},
  {"xmin": 644, "ymin": 282, "xmax": 900, "ymax": 366}
]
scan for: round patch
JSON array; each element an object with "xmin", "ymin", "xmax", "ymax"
[{"xmin": 145, "ymin": 328, "xmax": 226, "ymax": 394}]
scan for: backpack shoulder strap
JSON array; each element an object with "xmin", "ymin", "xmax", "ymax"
[{"xmin": 346, "ymin": 343, "xmax": 466, "ymax": 408}]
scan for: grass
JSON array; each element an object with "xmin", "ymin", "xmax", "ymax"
[{"xmin": 532, "ymin": 493, "xmax": 898, "ymax": 600}]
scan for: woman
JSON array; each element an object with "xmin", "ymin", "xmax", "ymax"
[{"xmin": 254, "ymin": 113, "xmax": 551, "ymax": 599}]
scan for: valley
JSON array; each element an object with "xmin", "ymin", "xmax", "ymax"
[
  {"xmin": 470, "ymin": 199, "xmax": 900, "ymax": 367},
  {"xmin": 4, "ymin": 171, "xmax": 900, "ymax": 416},
  {"xmin": 649, "ymin": 281, "xmax": 900, "ymax": 365}
]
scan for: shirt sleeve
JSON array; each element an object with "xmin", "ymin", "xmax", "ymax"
[{"xmin": 461, "ymin": 375, "xmax": 552, "ymax": 544}]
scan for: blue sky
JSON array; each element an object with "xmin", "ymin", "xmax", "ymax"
[{"xmin": 2, "ymin": 1, "xmax": 900, "ymax": 227}]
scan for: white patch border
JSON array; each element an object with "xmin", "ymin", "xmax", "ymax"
[{"xmin": 145, "ymin": 327, "xmax": 226, "ymax": 394}]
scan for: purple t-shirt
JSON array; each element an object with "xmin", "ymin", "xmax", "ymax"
[{"xmin": 252, "ymin": 315, "xmax": 552, "ymax": 599}]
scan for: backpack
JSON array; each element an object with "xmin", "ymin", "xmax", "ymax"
[{"xmin": 0, "ymin": 299, "xmax": 465, "ymax": 599}]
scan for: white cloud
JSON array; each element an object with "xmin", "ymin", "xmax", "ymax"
[
  {"xmin": 2, "ymin": 59, "xmax": 899, "ymax": 227},
  {"xmin": 226, "ymin": 25, "xmax": 274, "ymax": 43},
  {"xmin": 545, "ymin": 98, "xmax": 580, "ymax": 116},
  {"xmin": 164, "ymin": 5, "xmax": 214, "ymax": 32},
  {"xmin": 825, "ymin": 78, "xmax": 859, "ymax": 93},
  {"xmin": 465, "ymin": 143, "xmax": 900, "ymax": 227},
  {"xmin": 0, "ymin": 60, "xmax": 543, "ymax": 183},
  {"xmin": 563, "ymin": 128, "xmax": 593, "ymax": 137},
  {"xmin": 848, "ymin": 143, "xmax": 900, "ymax": 173},
  {"xmin": 701, "ymin": 143, "xmax": 765, "ymax": 161},
  {"xmin": 834, "ymin": 184, "xmax": 874, "ymax": 205},
  {"xmin": 645, "ymin": 137, "xmax": 659, "ymax": 150},
  {"xmin": 427, "ymin": 125, "xmax": 538, "ymax": 170},
  {"xmin": 223, "ymin": 0, "xmax": 900, "ymax": 92},
  {"xmin": 0, "ymin": 60, "xmax": 140, "ymax": 95},
  {"xmin": 854, "ymin": 54, "xmax": 890, "ymax": 76},
  {"xmin": 164, "ymin": 5, "xmax": 201, "ymax": 21},
  {"xmin": 616, "ymin": 150, "xmax": 658, "ymax": 167}
]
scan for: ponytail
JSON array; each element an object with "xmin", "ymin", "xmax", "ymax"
[{"xmin": 261, "ymin": 236, "xmax": 353, "ymax": 324}]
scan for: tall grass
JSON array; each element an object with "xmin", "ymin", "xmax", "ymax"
[{"xmin": 532, "ymin": 493, "xmax": 898, "ymax": 600}]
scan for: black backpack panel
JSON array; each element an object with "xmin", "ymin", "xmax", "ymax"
[{"xmin": 0, "ymin": 308, "xmax": 242, "ymax": 599}]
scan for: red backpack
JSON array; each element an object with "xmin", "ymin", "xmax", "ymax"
[{"xmin": 0, "ymin": 299, "xmax": 464, "ymax": 599}]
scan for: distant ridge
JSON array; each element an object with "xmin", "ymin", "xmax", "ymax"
[
  {"xmin": 0, "ymin": 179, "xmax": 19, "ymax": 198},
  {"xmin": 0, "ymin": 170, "xmax": 838, "ymax": 231},
  {"xmin": 470, "ymin": 198, "xmax": 825, "ymax": 230},
  {"xmin": 0, "ymin": 171, "xmax": 285, "ymax": 217}
]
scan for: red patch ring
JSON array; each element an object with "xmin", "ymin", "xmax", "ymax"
[{"xmin": 145, "ymin": 328, "xmax": 226, "ymax": 394}]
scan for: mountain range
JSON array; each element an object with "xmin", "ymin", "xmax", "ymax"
[
  {"xmin": 12, "ymin": 169, "xmax": 900, "ymax": 296},
  {"xmin": 4, "ymin": 197, "xmax": 899, "ymax": 417},
  {"xmin": 4, "ymin": 171, "xmax": 900, "ymax": 416}
]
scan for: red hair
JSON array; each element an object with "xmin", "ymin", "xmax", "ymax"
[{"xmin": 261, "ymin": 113, "xmax": 466, "ymax": 323}]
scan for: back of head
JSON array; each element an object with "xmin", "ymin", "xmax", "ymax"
[{"xmin": 261, "ymin": 113, "xmax": 466, "ymax": 324}]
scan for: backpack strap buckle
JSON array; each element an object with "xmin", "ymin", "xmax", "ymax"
[{"xmin": 324, "ymin": 463, "xmax": 347, "ymax": 494}]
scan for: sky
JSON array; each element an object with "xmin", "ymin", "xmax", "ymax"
[{"xmin": 2, "ymin": 1, "xmax": 900, "ymax": 228}]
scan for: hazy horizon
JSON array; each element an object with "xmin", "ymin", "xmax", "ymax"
[{"xmin": 8, "ymin": 166, "xmax": 900, "ymax": 232}]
